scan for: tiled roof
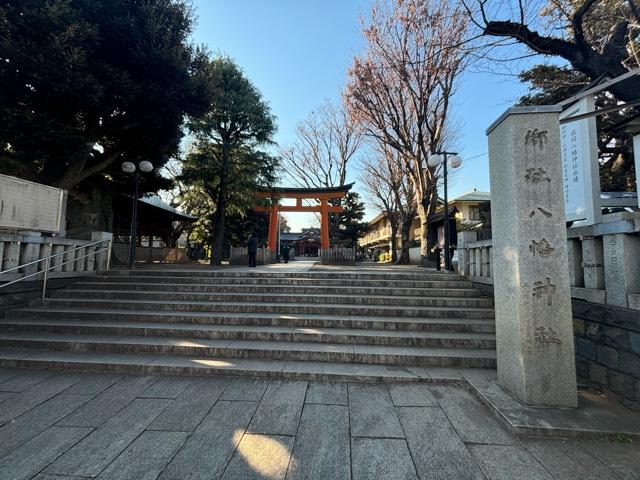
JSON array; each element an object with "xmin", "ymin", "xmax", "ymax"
[
  {"xmin": 453, "ymin": 190, "xmax": 491, "ymax": 202},
  {"xmin": 137, "ymin": 194, "xmax": 198, "ymax": 221}
]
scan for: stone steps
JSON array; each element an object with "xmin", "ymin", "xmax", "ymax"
[
  {"xmin": 109, "ymin": 270, "xmax": 463, "ymax": 281},
  {"xmin": 0, "ymin": 348, "xmax": 473, "ymax": 382},
  {"xmin": 7, "ymin": 308, "xmax": 496, "ymax": 332},
  {"xmin": 86, "ymin": 276, "xmax": 474, "ymax": 289},
  {"xmin": 50, "ymin": 289, "xmax": 494, "ymax": 308},
  {"xmin": 0, "ymin": 318, "xmax": 496, "ymax": 348},
  {"xmin": 0, "ymin": 268, "xmax": 498, "ymax": 377},
  {"xmin": 0, "ymin": 332, "xmax": 497, "ymax": 367},
  {"xmin": 77, "ymin": 281, "xmax": 482, "ymax": 297},
  {"xmin": 38, "ymin": 298, "xmax": 495, "ymax": 318}
]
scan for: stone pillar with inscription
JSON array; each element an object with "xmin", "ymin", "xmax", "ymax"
[
  {"xmin": 603, "ymin": 233, "xmax": 640, "ymax": 308},
  {"xmin": 582, "ymin": 236, "xmax": 605, "ymax": 290},
  {"xmin": 487, "ymin": 106, "xmax": 577, "ymax": 408}
]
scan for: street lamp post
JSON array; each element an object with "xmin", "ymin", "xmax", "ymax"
[
  {"xmin": 428, "ymin": 151, "xmax": 462, "ymax": 272},
  {"xmin": 121, "ymin": 160, "xmax": 154, "ymax": 268}
]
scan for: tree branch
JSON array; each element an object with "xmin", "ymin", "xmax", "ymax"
[
  {"xmin": 75, "ymin": 150, "xmax": 122, "ymax": 185},
  {"xmin": 572, "ymin": 0, "xmax": 598, "ymax": 43},
  {"xmin": 602, "ymin": 20, "xmax": 630, "ymax": 62},
  {"xmin": 482, "ymin": 20, "xmax": 577, "ymax": 58}
]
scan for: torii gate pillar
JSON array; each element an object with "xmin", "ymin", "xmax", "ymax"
[
  {"xmin": 320, "ymin": 199, "xmax": 330, "ymax": 250},
  {"xmin": 267, "ymin": 202, "xmax": 279, "ymax": 252}
]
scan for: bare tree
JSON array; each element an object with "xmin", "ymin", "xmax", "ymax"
[
  {"xmin": 462, "ymin": 0, "xmax": 640, "ymax": 101},
  {"xmin": 345, "ymin": 0, "xmax": 468, "ymax": 264},
  {"xmin": 363, "ymin": 139, "xmax": 420, "ymax": 264},
  {"xmin": 383, "ymin": 145, "xmax": 419, "ymax": 265},
  {"xmin": 281, "ymin": 101, "xmax": 362, "ymax": 189},
  {"xmin": 281, "ymin": 101, "xmax": 363, "ymax": 237},
  {"xmin": 361, "ymin": 156, "xmax": 401, "ymax": 262}
]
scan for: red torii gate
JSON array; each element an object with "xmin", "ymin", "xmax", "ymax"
[{"xmin": 255, "ymin": 184, "xmax": 353, "ymax": 253}]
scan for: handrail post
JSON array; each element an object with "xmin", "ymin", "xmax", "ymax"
[
  {"xmin": 106, "ymin": 240, "xmax": 113, "ymax": 271},
  {"xmin": 41, "ymin": 256, "xmax": 50, "ymax": 300}
]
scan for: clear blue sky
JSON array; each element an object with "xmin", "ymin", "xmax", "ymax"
[{"xmin": 190, "ymin": 0, "xmax": 537, "ymax": 229}]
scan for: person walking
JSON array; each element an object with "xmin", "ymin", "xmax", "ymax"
[
  {"xmin": 281, "ymin": 243, "xmax": 290, "ymax": 264},
  {"xmin": 247, "ymin": 233, "xmax": 258, "ymax": 268}
]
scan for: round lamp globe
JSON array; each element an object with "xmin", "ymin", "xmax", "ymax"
[
  {"xmin": 427, "ymin": 154, "xmax": 443, "ymax": 168},
  {"xmin": 448, "ymin": 155, "xmax": 462, "ymax": 169},
  {"xmin": 138, "ymin": 161, "xmax": 154, "ymax": 173},
  {"xmin": 121, "ymin": 161, "xmax": 136, "ymax": 174}
]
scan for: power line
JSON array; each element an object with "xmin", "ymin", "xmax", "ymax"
[{"xmin": 464, "ymin": 152, "xmax": 488, "ymax": 160}]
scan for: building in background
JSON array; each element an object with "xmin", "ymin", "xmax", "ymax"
[
  {"xmin": 279, "ymin": 228, "xmax": 322, "ymax": 257},
  {"xmin": 359, "ymin": 189, "xmax": 491, "ymax": 259},
  {"xmin": 111, "ymin": 194, "xmax": 198, "ymax": 264},
  {"xmin": 451, "ymin": 189, "xmax": 491, "ymax": 227}
]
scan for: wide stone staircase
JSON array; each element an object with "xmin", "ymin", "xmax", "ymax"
[{"xmin": 0, "ymin": 268, "xmax": 497, "ymax": 381}]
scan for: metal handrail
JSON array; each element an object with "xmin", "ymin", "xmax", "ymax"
[{"xmin": 0, "ymin": 239, "xmax": 112, "ymax": 299}]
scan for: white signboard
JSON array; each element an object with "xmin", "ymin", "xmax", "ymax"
[
  {"xmin": 559, "ymin": 95, "xmax": 601, "ymax": 225},
  {"xmin": 0, "ymin": 174, "xmax": 66, "ymax": 233}
]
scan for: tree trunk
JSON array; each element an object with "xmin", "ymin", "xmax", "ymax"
[
  {"xmin": 65, "ymin": 182, "xmax": 113, "ymax": 239},
  {"xmin": 390, "ymin": 222, "xmax": 398, "ymax": 263},
  {"xmin": 416, "ymin": 202, "xmax": 430, "ymax": 266},
  {"xmin": 210, "ymin": 201, "xmax": 226, "ymax": 265},
  {"xmin": 51, "ymin": 151, "xmax": 88, "ymax": 191},
  {"xmin": 210, "ymin": 141, "xmax": 230, "ymax": 265},
  {"xmin": 396, "ymin": 216, "xmax": 412, "ymax": 265}
]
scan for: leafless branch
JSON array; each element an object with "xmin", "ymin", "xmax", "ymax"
[
  {"xmin": 345, "ymin": 0, "xmax": 467, "ymax": 260},
  {"xmin": 280, "ymin": 101, "xmax": 362, "ymax": 190}
]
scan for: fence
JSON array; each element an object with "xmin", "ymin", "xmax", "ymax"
[
  {"xmin": 0, "ymin": 233, "xmax": 110, "ymax": 282},
  {"xmin": 457, "ymin": 212, "xmax": 640, "ymax": 310},
  {"xmin": 111, "ymin": 243, "xmax": 188, "ymax": 265},
  {"xmin": 319, "ymin": 248, "xmax": 356, "ymax": 265},
  {"xmin": 457, "ymin": 233, "xmax": 493, "ymax": 286},
  {"xmin": 229, "ymin": 246, "xmax": 275, "ymax": 265}
]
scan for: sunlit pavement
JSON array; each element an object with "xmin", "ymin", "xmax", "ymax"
[
  {"xmin": 125, "ymin": 259, "xmax": 438, "ymax": 274},
  {"xmin": 0, "ymin": 370, "xmax": 638, "ymax": 480}
]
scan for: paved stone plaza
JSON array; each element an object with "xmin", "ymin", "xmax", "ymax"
[{"xmin": 0, "ymin": 368, "xmax": 639, "ymax": 480}]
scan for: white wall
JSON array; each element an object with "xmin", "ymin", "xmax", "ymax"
[{"xmin": 409, "ymin": 247, "xmax": 421, "ymax": 264}]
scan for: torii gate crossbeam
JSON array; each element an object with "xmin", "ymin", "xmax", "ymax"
[{"xmin": 254, "ymin": 184, "xmax": 353, "ymax": 252}]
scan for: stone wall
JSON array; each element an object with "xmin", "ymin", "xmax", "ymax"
[
  {"xmin": 457, "ymin": 216, "xmax": 640, "ymax": 406},
  {"xmin": 573, "ymin": 300, "xmax": 640, "ymax": 409},
  {"xmin": 466, "ymin": 281, "xmax": 639, "ymax": 408},
  {"xmin": 0, "ymin": 277, "xmax": 83, "ymax": 317}
]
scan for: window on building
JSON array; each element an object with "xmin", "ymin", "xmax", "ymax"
[{"xmin": 470, "ymin": 206, "xmax": 481, "ymax": 221}]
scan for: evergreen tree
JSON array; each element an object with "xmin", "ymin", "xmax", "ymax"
[
  {"xmin": 0, "ymin": 0, "xmax": 209, "ymax": 234},
  {"xmin": 331, "ymin": 192, "xmax": 368, "ymax": 248},
  {"xmin": 182, "ymin": 56, "xmax": 277, "ymax": 264},
  {"xmin": 0, "ymin": 0, "xmax": 207, "ymax": 189}
]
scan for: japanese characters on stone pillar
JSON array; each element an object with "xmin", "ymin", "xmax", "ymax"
[{"xmin": 487, "ymin": 106, "xmax": 577, "ymax": 408}]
